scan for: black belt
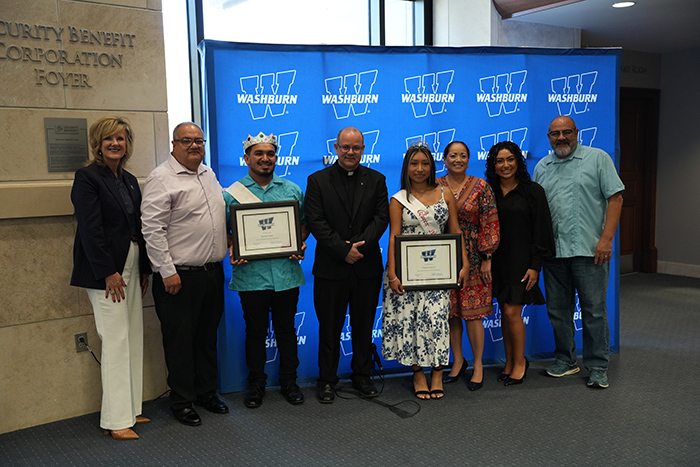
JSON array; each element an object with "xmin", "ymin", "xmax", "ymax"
[{"xmin": 175, "ymin": 262, "xmax": 220, "ymax": 272}]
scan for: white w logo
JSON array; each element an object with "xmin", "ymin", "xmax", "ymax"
[{"xmin": 323, "ymin": 70, "xmax": 378, "ymax": 119}]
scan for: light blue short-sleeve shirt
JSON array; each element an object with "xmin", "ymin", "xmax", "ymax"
[
  {"xmin": 533, "ymin": 144, "xmax": 624, "ymax": 258},
  {"xmin": 224, "ymin": 173, "xmax": 306, "ymax": 292}
]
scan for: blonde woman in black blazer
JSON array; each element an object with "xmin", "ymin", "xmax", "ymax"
[{"xmin": 70, "ymin": 117, "xmax": 150, "ymax": 440}]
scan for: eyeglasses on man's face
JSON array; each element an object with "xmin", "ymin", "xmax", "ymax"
[
  {"xmin": 338, "ymin": 145, "xmax": 363, "ymax": 153},
  {"xmin": 548, "ymin": 129, "xmax": 575, "ymax": 138},
  {"xmin": 175, "ymin": 138, "xmax": 206, "ymax": 146}
]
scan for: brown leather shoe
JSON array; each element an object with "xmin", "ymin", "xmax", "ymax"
[
  {"xmin": 135, "ymin": 416, "xmax": 150, "ymax": 424},
  {"xmin": 104, "ymin": 428, "xmax": 139, "ymax": 440}
]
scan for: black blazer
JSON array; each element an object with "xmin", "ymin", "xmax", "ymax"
[
  {"xmin": 70, "ymin": 163, "xmax": 150, "ymax": 290},
  {"xmin": 304, "ymin": 163, "xmax": 389, "ymax": 280}
]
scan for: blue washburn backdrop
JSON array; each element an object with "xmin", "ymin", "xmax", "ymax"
[{"xmin": 198, "ymin": 40, "xmax": 621, "ymax": 393}]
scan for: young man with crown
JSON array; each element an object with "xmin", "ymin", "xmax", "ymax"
[{"xmin": 224, "ymin": 132, "xmax": 309, "ymax": 408}]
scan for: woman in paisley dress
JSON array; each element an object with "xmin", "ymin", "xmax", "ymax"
[
  {"xmin": 437, "ymin": 141, "xmax": 500, "ymax": 391},
  {"xmin": 382, "ymin": 142, "xmax": 467, "ymax": 400},
  {"xmin": 485, "ymin": 141, "xmax": 554, "ymax": 385}
]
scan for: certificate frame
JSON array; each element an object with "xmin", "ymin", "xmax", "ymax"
[
  {"xmin": 395, "ymin": 233, "xmax": 463, "ymax": 291},
  {"xmin": 230, "ymin": 200, "xmax": 302, "ymax": 261}
]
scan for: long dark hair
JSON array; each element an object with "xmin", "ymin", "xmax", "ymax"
[
  {"xmin": 400, "ymin": 144, "xmax": 437, "ymax": 196},
  {"xmin": 485, "ymin": 141, "xmax": 530, "ymax": 190}
]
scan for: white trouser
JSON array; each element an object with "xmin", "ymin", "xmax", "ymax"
[{"xmin": 87, "ymin": 241, "xmax": 144, "ymax": 430}]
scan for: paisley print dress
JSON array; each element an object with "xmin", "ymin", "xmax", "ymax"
[{"xmin": 437, "ymin": 175, "xmax": 500, "ymax": 319}]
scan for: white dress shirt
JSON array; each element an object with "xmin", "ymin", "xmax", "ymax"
[{"xmin": 141, "ymin": 156, "xmax": 227, "ymax": 278}]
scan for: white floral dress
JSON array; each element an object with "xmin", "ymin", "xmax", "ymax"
[{"xmin": 381, "ymin": 192, "xmax": 450, "ymax": 367}]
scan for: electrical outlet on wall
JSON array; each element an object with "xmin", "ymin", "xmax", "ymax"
[{"xmin": 74, "ymin": 332, "xmax": 88, "ymax": 353}]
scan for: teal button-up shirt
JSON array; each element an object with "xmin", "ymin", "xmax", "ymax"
[
  {"xmin": 224, "ymin": 173, "xmax": 306, "ymax": 292},
  {"xmin": 533, "ymin": 144, "xmax": 624, "ymax": 258}
]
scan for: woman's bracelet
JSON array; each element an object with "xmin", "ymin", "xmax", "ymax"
[{"xmin": 388, "ymin": 277, "xmax": 398, "ymax": 283}]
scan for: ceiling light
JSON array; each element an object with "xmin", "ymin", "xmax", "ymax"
[{"xmin": 612, "ymin": 2, "xmax": 636, "ymax": 7}]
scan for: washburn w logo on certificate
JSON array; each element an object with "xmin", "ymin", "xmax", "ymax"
[
  {"xmin": 548, "ymin": 71, "xmax": 599, "ymax": 115},
  {"xmin": 402, "ymin": 70, "xmax": 455, "ymax": 118},
  {"xmin": 322, "ymin": 70, "xmax": 379, "ymax": 119},
  {"xmin": 258, "ymin": 217, "xmax": 274, "ymax": 231},
  {"xmin": 421, "ymin": 249, "xmax": 437, "ymax": 261},
  {"xmin": 477, "ymin": 70, "xmax": 527, "ymax": 117},
  {"xmin": 238, "ymin": 70, "xmax": 298, "ymax": 120}
]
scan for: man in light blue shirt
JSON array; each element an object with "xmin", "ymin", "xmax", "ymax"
[
  {"xmin": 533, "ymin": 116, "xmax": 624, "ymax": 389},
  {"xmin": 224, "ymin": 132, "xmax": 309, "ymax": 408}
]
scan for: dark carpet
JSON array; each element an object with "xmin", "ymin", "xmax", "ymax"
[{"xmin": 1, "ymin": 272, "xmax": 698, "ymax": 466}]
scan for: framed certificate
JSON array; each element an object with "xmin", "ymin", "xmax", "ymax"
[
  {"xmin": 230, "ymin": 200, "xmax": 302, "ymax": 261},
  {"xmin": 395, "ymin": 233, "xmax": 463, "ymax": 290}
]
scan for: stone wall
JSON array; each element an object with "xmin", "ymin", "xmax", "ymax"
[{"xmin": 0, "ymin": 0, "xmax": 170, "ymax": 434}]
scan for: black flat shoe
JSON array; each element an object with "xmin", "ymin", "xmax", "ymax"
[
  {"xmin": 443, "ymin": 359, "xmax": 468, "ymax": 384},
  {"xmin": 281, "ymin": 382, "xmax": 305, "ymax": 405},
  {"xmin": 316, "ymin": 383, "xmax": 335, "ymax": 404},
  {"xmin": 244, "ymin": 386, "xmax": 265, "ymax": 408},
  {"xmin": 196, "ymin": 395, "xmax": 229, "ymax": 414},
  {"xmin": 352, "ymin": 378, "xmax": 379, "ymax": 398},
  {"xmin": 171, "ymin": 406, "xmax": 202, "ymax": 426}
]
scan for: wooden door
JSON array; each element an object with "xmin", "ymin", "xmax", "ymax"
[{"xmin": 618, "ymin": 87, "xmax": 659, "ymax": 273}]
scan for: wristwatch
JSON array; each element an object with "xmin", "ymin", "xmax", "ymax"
[{"xmin": 482, "ymin": 254, "xmax": 492, "ymax": 261}]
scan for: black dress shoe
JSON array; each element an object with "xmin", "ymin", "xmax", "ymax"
[
  {"xmin": 468, "ymin": 380, "xmax": 484, "ymax": 391},
  {"xmin": 171, "ymin": 407, "xmax": 202, "ymax": 426},
  {"xmin": 504, "ymin": 376, "xmax": 524, "ymax": 386},
  {"xmin": 196, "ymin": 395, "xmax": 229, "ymax": 414},
  {"xmin": 497, "ymin": 372, "xmax": 510, "ymax": 382},
  {"xmin": 281, "ymin": 382, "xmax": 305, "ymax": 405},
  {"xmin": 352, "ymin": 378, "xmax": 379, "ymax": 398},
  {"xmin": 316, "ymin": 383, "xmax": 335, "ymax": 404},
  {"xmin": 504, "ymin": 359, "xmax": 529, "ymax": 386},
  {"xmin": 244, "ymin": 386, "xmax": 265, "ymax": 409},
  {"xmin": 443, "ymin": 359, "xmax": 468, "ymax": 384}
]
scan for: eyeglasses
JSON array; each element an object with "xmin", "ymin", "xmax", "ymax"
[
  {"xmin": 548, "ymin": 129, "xmax": 575, "ymax": 138},
  {"xmin": 338, "ymin": 145, "xmax": 363, "ymax": 153},
  {"xmin": 175, "ymin": 138, "xmax": 206, "ymax": 146}
]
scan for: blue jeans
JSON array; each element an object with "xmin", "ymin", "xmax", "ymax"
[{"xmin": 542, "ymin": 257, "xmax": 610, "ymax": 371}]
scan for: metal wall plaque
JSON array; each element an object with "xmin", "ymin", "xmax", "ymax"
[{"xmin": 45, "ymin": 118, "xmax": 89, "ymax": 172}]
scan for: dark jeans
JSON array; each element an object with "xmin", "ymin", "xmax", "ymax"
[
  {"xmin": 153, "ymin": 263, "xmax": 224, "ymax": 410},
  {"xmin": 543, "ymin": 257, "xmax": 610, "ymax": 370},
  {"xmin": 239, "ymin": 288, "xmax": 300, "ymax": 388}
]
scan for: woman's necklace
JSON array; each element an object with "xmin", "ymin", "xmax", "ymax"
[{"xmin": 446, "ymin": 174, "xmax": 467, "ymax": 198}]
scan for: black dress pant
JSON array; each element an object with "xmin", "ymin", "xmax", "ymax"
[
  {"xmin": 153, "ymin": 263, "xmax": 224, "ymax": 410},
  {"xmin": 239, "ymin": 287, "xmax": 300, "ymax": 388},
  {"xmin": 314, "ymin": 270, "xmax": 382, "ymax": 386}
]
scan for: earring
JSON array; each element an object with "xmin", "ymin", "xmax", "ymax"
[{"xmin": 98, "ymin": 150, "xmax": 103, "ymax": 156}]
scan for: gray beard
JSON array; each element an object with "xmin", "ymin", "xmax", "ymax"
[{"xmin": 554, "ymin": 142, "xmax": 576, "ymax": 158}]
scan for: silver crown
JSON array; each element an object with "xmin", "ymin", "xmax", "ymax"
[
  {"xmin": 243, "ymin": 132, "xmax": 278, "ymax": 151},
  {"xmin": 408, "ymin": 139, "xmax": 430, "ymax": 150}
]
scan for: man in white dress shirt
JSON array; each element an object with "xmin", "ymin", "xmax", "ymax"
[{"xmin": 141, "ymin": 122, "xmax": 229, "ymax": 426}]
